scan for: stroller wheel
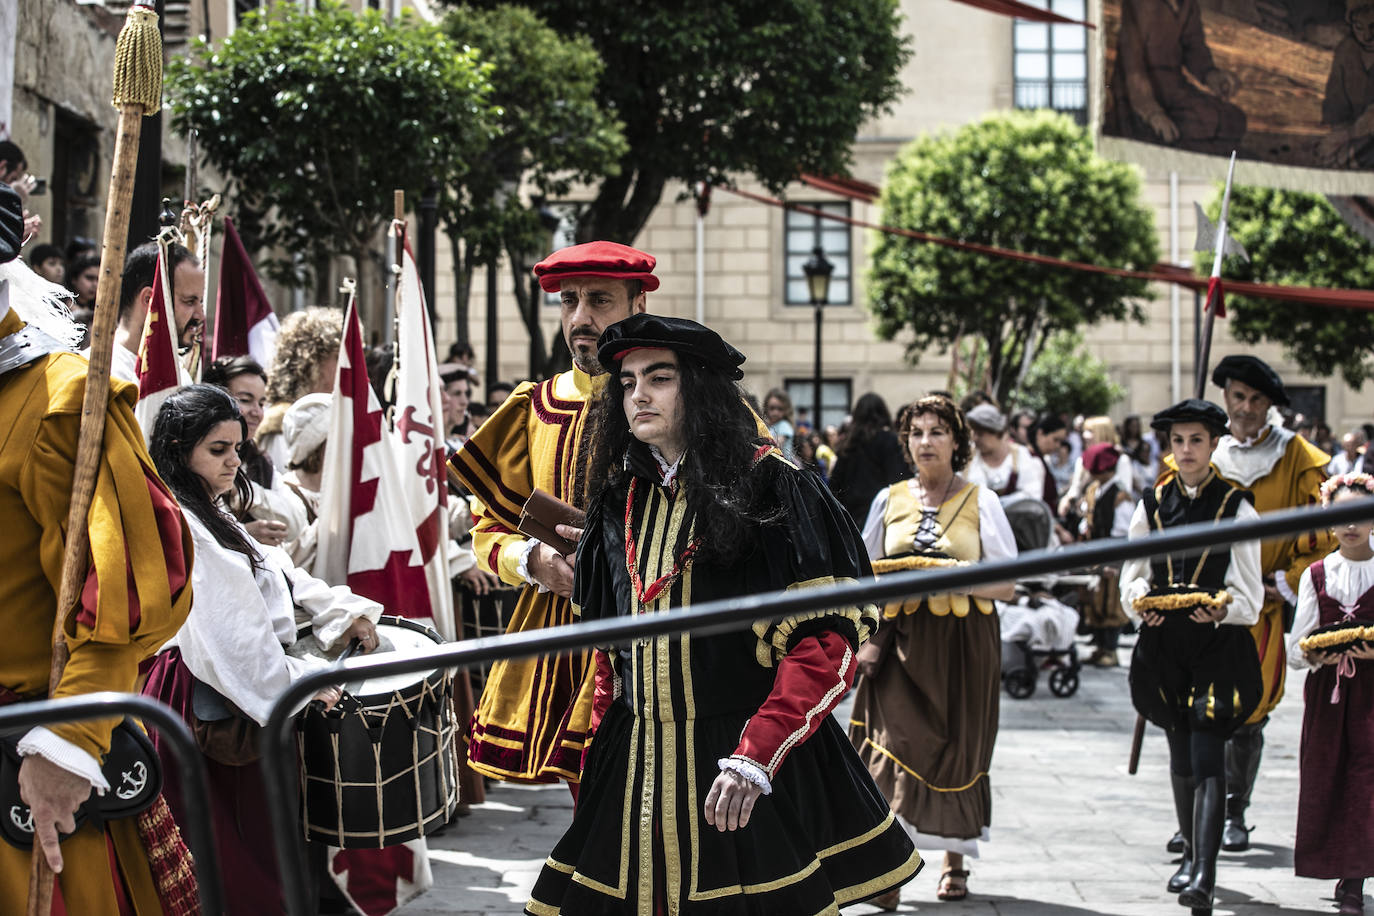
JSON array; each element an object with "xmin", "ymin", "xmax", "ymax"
[
  {"xmin": 1049, "ymin": 666, "xmax": 1079, "ymax": 698},
  {"xmin": 1005, "ymin": 668, "xmax": 1036, "ymax": 699}
]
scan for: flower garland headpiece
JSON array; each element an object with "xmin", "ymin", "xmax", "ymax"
[{"xmin": 1320, "ymin": 472, "xmax": 1374, "ymax": 507}]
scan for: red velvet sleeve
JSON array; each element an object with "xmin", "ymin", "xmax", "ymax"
[
  {"xmin": 589, "ymin": 649, "xmax": 615, "ymax": 737},
  {"xmin": 730, "ymin": 630, "xmax": 855, "ymax": 780}
]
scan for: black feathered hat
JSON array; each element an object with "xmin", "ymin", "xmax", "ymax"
[
  {"xmin": 1211, "ymin": 354, "xmax": 1289, "ymax": 407},
  {"xmin": 1150, "ymin": 398, "xmax": 1230, "ymax": 437},
  {"xmin": 598, "ymin": 314, "xmax": 746, "ymax": 380}
]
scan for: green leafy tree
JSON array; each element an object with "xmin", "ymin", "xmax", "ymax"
[
  {"xmin": 441, "ymin": 5, "xmax": 626, "ymax": 376},
  {"xmin": 458, "ymin": 0, "xmax": 910, "ymax": 243},
  {"xmin": 1212, "ymin": 185, "xmax": 1374, "ymax": 388},
  {"xmin": 867, "ymin": 110, "xmax": 1158, "ymax": 406},
  {"xmin": 166, "ymin": 1, "xmax": 495, "ymax": 323},
  {"xmin": 1016, "ymin": 332, "xmax": 1125, "ymax": 417}
]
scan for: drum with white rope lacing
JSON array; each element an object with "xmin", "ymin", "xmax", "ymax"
[{"xmin": 291, "ymin": 615, "xmax": 459, "ymax": 848}]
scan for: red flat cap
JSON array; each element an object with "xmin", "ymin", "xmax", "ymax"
[
  {"xmin": 1083, "ymin": 442, "xmax": 1120, "ymax": 475},
  {"xmin": 533, "ymin": 240, "xmax": 659, "ymax": 293}
]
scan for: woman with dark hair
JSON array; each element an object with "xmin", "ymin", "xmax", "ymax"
[
  {"xmin": 203, "ymin": 354, "xmax": 305, "ymax": 549},
  {"xmin": 141, "ymin": 384, "xmax": 380, "ymax": 913},
  {"xmin": 526, "ymin": 315, "xmax": 920, "ymax": 915},
  {"xmin": 830, "ymin": 391, "xmax": 909, "ymax": 526},
  {"xmin": 849, "ymin": 394, "xmax": 1017, "ymax": 907}
]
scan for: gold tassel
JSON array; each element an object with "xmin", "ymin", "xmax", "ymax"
[{"xmin": 111, "ymin": 1, "xmax": 163, "ymax": 115}]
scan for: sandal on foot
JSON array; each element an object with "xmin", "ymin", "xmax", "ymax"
[
  {"xmin": 869, "ymin": 888, "xmax": 901, "ymax": 911},
  {"xmin": 937, "ymin": 868, "xmax": 970, "ymax": 901}
]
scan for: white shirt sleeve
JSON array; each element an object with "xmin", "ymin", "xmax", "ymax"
[
  {"xmin": 860, "ymin": 488, "xmax": 891, "ymax": 561},
  {"xmin": 1015, "ymin": 445, "xmax": 1046, "ymax": 501},
  {"xmin": 1119, "ymin": 501, "xmax": 1152, "ymax": 622},
  {"xmin": 282, "ymin": 558, "xmax": 383, "ymax": 650},
  {"xmin": 1220, "ymin": 500, "xmax": 1263, "ymax": 626},
  {"xmin": 170, "ymin": 520, "xmax": 335, "ymax": 725},
  {"xmin": 1111, "ymin": 494, "xmax": 1135, "ymax": 538},
  {"xmin": 245, "ymin": 479, "xmax": 308, "ymax": 541},
  {"xmin": 16, "ymin": 728, "xmax": 109, "ymax": 793},
  {"xmin": 1287, "ymin": 566, "xmax": 1320, "ymax": 670},
  {"xmin": 515, "ymin": 537, "xmax": 550, "ymax": 592},
  {"xmin": 976, "ymin": 487, "xmax": 1018, "ymax": 561}
]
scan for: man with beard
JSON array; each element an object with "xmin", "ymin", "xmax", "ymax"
[
  {"xmin": 1160, "ymin": 355, "xmax": 1332, "ymax": 852},
  {"xmin": 447, "ymin": 241, "xmax": 653, "ymax": 790},
  {"xmin": 83, "ymin": 241, "xmax": 204, "ymax": 385}
]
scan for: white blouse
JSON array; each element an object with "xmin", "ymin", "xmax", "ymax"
[
  {"xmin": 164, "ymin": 511, "xmax": 381, "ymax": 725},
  {"xmin": 1288, "ymin": 552, "xmax": 1374, "ymax": 670},
  {"xmin": 1118, "ymin": 483, "xmax": 1263, "ymax": 627},
  {"xmin": 966, "ymin": 442, "xmax": 1046, "ymax": 503},
  {"xmin": 860, "ymin": 481, "xmax": 1019, "ymax": 564}
]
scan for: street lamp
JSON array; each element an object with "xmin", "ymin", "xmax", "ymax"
[{"xmin": 803, "ymin": 245, "xmax": 834, "ymax": 432}]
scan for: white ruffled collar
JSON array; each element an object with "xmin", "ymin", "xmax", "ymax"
[
  {"xmin": 1320, "ymin": 551, "xmax": 1374, "ymax": 608},
  {"xmin": 1212, "ymin": 424, "xmax": 1294, "ymax": 486}
]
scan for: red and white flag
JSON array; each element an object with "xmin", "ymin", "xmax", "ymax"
[
  {"xmin": 313, "ymin": 293, "xmax": 433, "ymax": 618},
  {"xmin": 211, "ymin": 216, "xmax": 279, "ymax": 368},
  {"xmin": 313, "ymin": 289, "xmax": 435, "ymax": 914},
  {"xmin": 391, "ymin": 233, "xmax": 454, "ymax": 639},
  {"xmin": 134, "ymin": 246, "xmax": 190, "ymax": 440}
]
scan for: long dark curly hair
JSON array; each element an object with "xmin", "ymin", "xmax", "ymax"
[
  {"xmin": 582, "ymin": 353, "xmax": 780, "ymax": 564},
  {"xmin": 150, "ymin": 384, "xmax": 262, "ymax": 570}
]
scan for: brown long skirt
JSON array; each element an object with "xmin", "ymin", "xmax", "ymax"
[{"xmin": 849, "ymin": 606, "xmax": 1000, "ymax": 842}]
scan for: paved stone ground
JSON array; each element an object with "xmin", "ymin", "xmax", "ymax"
[{"xmin": 408, "ymin": 634, "xmax": 1339, "ymax": 915}]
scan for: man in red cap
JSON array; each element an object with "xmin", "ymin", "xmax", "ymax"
[{"xmin": 447, "ymin": 241, "xmax": 653, "ymax": 790}]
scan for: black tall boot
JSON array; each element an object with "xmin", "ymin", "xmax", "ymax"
[
  {"xmin": 1167, "ymin": 773, "xmax": 1195, "ymax": 893},
  {"xmin": 1179, "ymin": 775, "xmax": 1225, "ymax": 909},
  {"xmin": 1223, "ymin": 721, "xmax": 1264, "ymax": 851}
]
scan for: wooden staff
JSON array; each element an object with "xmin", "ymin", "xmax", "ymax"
[{"xmin": 27, "ymin": 2, "xmax": 163, "ymax": 912}]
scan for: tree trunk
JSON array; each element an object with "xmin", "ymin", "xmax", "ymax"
[
  {"xmin": 447, "ymin": 230, "xmax": 472, "ymax": 348},
  {"xmin": 506, "ymin": 239, "xmax": 548, "ymax": 379},
  {"xmin": 354, "ymin": 244, "xmax": 382, "ymax": 344},
  {"xmin": 576, "ymin": 166, "xmax": 669, "ymax": 245}
]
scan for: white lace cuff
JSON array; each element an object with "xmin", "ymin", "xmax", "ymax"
[
  {"xmin": 1275, "ymin": 571, "xmax": 1298, "ymax": 607},
  {"xmin": 515, "ymin": 538, "xmax": 549, "ymax": 593},
  {"xmin": 718, "ymin": 757, "xmax": 772, "ymax": 795},
  {"xmin": 17, "ymin": 727, "xmax": 109, "ymax": 794}
]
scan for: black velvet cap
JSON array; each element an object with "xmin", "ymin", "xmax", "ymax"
[
  {"xmin": 598, "ymin": 314, "xmax": 746, "ymax": 380},
  {"xmin": 1150, "ymin": 398, "xmax": 1230, "ymax": 437},
  {"xmin": 1211, "ymin": 354, "xmax": 1289, "ymax": 407}
]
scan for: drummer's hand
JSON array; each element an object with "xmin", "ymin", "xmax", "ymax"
[
  {"xmin": 1347, "ymin": 643, "xmax": 1374, "ymax": 661},
  {"xmin": 18, "ymin": 754, "xmax": 93, "ymax": 873},
  {"xmin": 312, "ymin": 686, "xmax": 344, "ymax": 711},
  {"xmin": 245, "ymin": 518, "xmax": 288, "ymax": 548},
  {"xmin": 704, "ymin": 769, "xmax": 762, "ymax": 832},
  {"xmin": 1139, "ymin": 610, "xmax": 1165, "ymax": 627},
  {"xmin": 1189, "ymin": 604, "xmax": 1227, "ymax": 624},
  {"xmin": 555, "ymin": 523, "xmax": 584, "ymax": 547},
  {"xmin": 459, "ymin": 566, "xmax": 499, "ymax": 596},
  {"xmin": 529, "ymin": 542, "xmax": 574, "ymax": 598},
  {"xmin": 340, "ymin": 616, "xmax": 379, "ymax": 653}
]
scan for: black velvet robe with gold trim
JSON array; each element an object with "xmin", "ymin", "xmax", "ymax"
[{"xmin": 526, "ymin": 445, "xmax": 920, "ymax": 915}]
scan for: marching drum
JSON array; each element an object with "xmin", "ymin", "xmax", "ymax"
[{"xmin": 292, "ymin": 615, "xmax": 459, "ymax": 848}]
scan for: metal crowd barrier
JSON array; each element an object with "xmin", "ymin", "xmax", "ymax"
[
  {"xmin": 261, "ymin": 497, "xmax": 1374, "ymax": 915},
  {"xmin": 0, "ymin": 692, "xmax": 224, "ymax": 913}
]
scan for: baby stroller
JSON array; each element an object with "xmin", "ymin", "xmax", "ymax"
[
  {"xmin": 996, "ymin": 495, "xmax": 1082, "ymax": 698},
  {"xmin": 999, "ymin": 583, "xmax": 1081, "ymax": 698}
]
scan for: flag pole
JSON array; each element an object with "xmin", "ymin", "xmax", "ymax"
[
  {"xmin": 1192, "ymin": 151, "xmax": 1237, "ymax": 399},
  {"xmin": 28, "ymin": 2, "xmax": 162, "ymax": 911},
  {"xmin": 1133, "ymin": 152, "xmax": 1239, "ymax": 776}
]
